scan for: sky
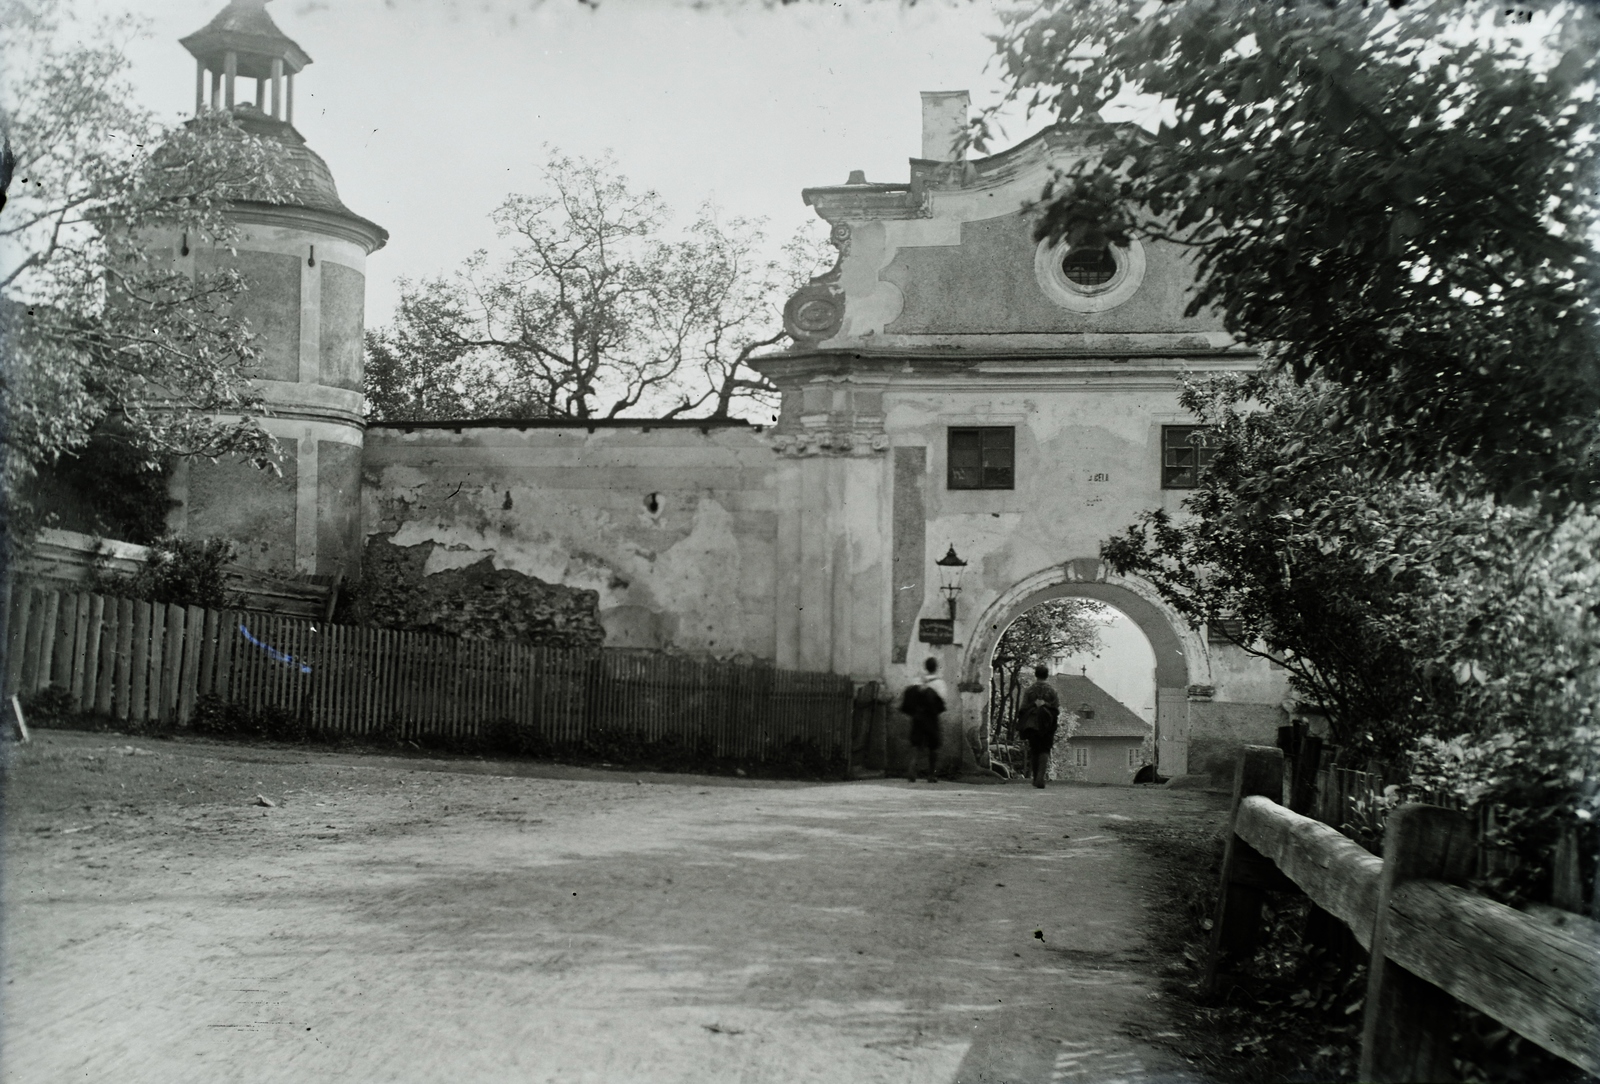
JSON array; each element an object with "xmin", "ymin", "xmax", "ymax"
[
  {"xmin": 1051, "ymin": 605, "xmax": 1156, "ymax": 725},
  {"xmin": 104, "ymin": 0, "xmax": 1078, "ymax": 327}
]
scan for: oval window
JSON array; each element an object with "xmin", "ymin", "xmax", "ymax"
[{"xmin": 1061, "ymin": 246, "xmax": 1118, "ymax": 288}]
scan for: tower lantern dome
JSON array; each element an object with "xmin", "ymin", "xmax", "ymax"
[{"xmin": 181, "ymin": 0, "xmax": 310, "ymax": 122}]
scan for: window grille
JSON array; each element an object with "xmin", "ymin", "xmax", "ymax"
[{"xmin": 1162, "ymin": 425, "xmax": 1217, "ymax": 489}]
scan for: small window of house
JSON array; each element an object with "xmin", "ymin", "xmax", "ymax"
[
  {"xmin": 948, "ymin": 427, "xmax": 1015, "ymax": 490},
  {"xmin": 1208, "ymin": 618, "xmax": 1245, "ymax": 645},
  {"xmin": 1127, "ymin": 747, "xmax": 1138, "ymax": 769},
  {"xmin": 1073, "ymin": 746, "xmax": 1089, "ymax": 767},
  {"xmin": 1162, "ymin": 425, "xmax": 1217, "ymax": 489}
]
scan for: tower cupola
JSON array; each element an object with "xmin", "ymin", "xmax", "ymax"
[{"xmin": 181, "ymin": 0, "xmax": 310, "ymax": 123}]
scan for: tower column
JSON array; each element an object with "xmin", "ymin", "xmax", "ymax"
[
  {"xmin": 224, "ymin": 50, "xmax": 236, "ymax": 108},
  {"xmin": 271, "ymin": 58, "xmax": 283, "ymax": 120},
  {"xmin": 286, "ymin": 73, "xmax": 294, "ymax": 124},
  {"xmin": 211, "ymin": 69, "xmax": 221, "ymax": 108},
  {"xmin": 194, "ymin": 59, "xmax": 205, "ymax": 115}
]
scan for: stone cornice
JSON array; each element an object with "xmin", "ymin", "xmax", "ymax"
[
  {"xmin": 229, "ymin": 201, "xmax": 388, "ymax": 253},
  {"xmin": 753, "ymin": 344, "xmax": 1263, "ymax": 388},
  {"xmin": 255, "ymin": 379, "xmax": 366, "ymax": 428}
]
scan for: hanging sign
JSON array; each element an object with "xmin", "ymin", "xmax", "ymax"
[{"xmin": 918, "ymin": 619, "xmax": 954, "ymax": 644}]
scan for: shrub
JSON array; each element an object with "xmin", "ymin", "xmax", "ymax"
[{"xmin": 93, "ymin": 535, "xmax": 239, "ymax": 610}]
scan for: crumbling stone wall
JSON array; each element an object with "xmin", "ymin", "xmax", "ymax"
[{"xmin": 354, "ymin": 533, "xmax": 604, "ymax": 649}]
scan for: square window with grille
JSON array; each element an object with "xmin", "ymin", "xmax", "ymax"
[
  {"xmin": 948, "ymin": 427, "xmax": 1015, "ymax": 490},
  {"xmin": 1162, "ymin": 425, "xmax": 1217, "ymax": 489},
  {"xmin": 1073, "ymin": 746, "xmax": 1089, "ymax": 767}
]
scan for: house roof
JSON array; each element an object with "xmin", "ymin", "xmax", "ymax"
[{"xmin": 1049, "ymin": 674, "xmax": 1151, "ymax": 739}]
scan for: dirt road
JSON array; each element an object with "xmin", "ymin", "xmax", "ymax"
[{"xmin": 3, "ymin": 731, "xmax": 1225, "ymax": 1084}]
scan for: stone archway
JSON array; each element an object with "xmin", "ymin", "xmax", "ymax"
[{"xmin": 957, "ymin": 557, "xmax": 1208, "ymax": 776}]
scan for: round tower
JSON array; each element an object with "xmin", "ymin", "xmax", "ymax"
[{"xmin": 165, "ymin": 0, "xmax": 386, "ymax": 582}]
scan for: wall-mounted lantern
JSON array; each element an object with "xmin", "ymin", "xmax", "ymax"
[
  {"xmin": 935, "ymin": 544, "xmax": 968, "ymax": 623},
  {"xmin": 918, "ymin": 544, "xmax": 968, "ymax": 646}
]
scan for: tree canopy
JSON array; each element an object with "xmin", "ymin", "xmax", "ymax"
[
  {"xmin": 993, "ymin": 598, "xmax": 1105, "ymax": 671},
  {"xmin": 364, "ymin": 152, "xmax": 828, "ymax": 423},
  {"xmin": 0, "ymin": 0, "xmax": 289, "ymax": 530},
  {"xmin": 992, "ymin": 0, "xmax": 1600, "ymax": 895},
  {"xmin": 991, "ymin": 0, "xmax": 1599, "ymax": 500}
]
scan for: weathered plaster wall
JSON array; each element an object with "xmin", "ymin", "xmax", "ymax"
[
  {"xmin": 202, "ymin": 248, "xmax": 301, "ymax": 381},
  {"xmin": 187, "ymin": 438, "xmax": 299, "ymax": 572},
  {"xmin": 319, "ymin": 262, "xmax": 365, "ymax": 392},
  {"xmin": 884, "ymin": 212, "xmax": 1222, "ymax": 337},
  {"xmin": 1209, "ymin": 641, "xmax": 1292, "ymax": 705},
  {"xmin": 361, "ymin": 425, "xmax": 781, "ymax": 658},
  {"xmin": 885, "ymin": 379, "xmax": 1196, "ymax": 676},
  {"xmin": 315, "ymin": 440, "xmax": 362, "ymax": 580}
]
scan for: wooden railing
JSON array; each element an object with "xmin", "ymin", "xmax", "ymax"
[
  {"xmin": 1205, "ymin": 746, "xmax": 1600, "ymax": 1081},
  {"xmin": 2, "ymin": 584, "xmax": 854, "ymax": 769}
]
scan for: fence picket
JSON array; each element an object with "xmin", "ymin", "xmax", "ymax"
[
  {"xmin": 129, "ymin": 602, "xmax": 151, "ymax": 723},
  {"xmin": 50, "ymin": 592, "xmax": 76, "ymax": 690},
  {"xmin": 160, "ymin": 604, "xmax": 184, "ymax": 722},
  {"xmin": 33, "ymin": 591, "xmax": 60, "ymax": 695},
  {"xmin": 178, "ymin": 604, "xmax": 204, "ymax": 724},
  {"xmin": 92, "ymin": 598, "xmax": 118, "ymax": 717},
  {"xmin": 111, "ymin": 598, "xmax": 134, "ymax": 720},
  {"xmin": 6, "ymin": 588, "xmax": 34, "ymax": 700},
  {"xmin": 80, "ymin": 595, "xmax": 106, "ymax": 713}
]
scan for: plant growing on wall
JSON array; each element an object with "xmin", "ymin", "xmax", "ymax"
[
  {"xmin": 0, "ymin": 0, "xmax": 291, "ymax": 537},
  {"xmin": 364, "ymin": 151, "xmax": 830, "ymax": 422}
]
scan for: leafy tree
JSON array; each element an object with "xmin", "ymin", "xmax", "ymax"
[
  {"xmin": 987, "ymin": 598, "xmax": 1105, "ymax": 763},
  {"xmin": 990, "ymin": 0, "xmax": 1600, "ymax": 499},
  {"xmin": 364, "ymin": 152, "xmax": 827, "ymax": 422},
  {"xmin": 993, "ymin": 597, "xmax": 1104, "ymax": 671},
  {"xmin": 1103, "ymin": 372, "xmax": 1600, "ymax": 898},
  {"xmin": 989, "ymin": 0, "xmax": 1600, "ymax": 893},
  {"xmin": 0, "ymin": 0, "xmax": 288, "ymax": 534}
]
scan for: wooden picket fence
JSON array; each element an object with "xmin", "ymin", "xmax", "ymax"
[{"xmin": 1, "ymin": 583, "xmax": 854, "ymax": 768}]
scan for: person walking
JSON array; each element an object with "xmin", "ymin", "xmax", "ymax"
[
  {"xmin": 900, "ymin": 657, "xmax": 947, "ymax": 783},
  {"xmin": 1017, "ymin": 664, "xmax": 1060, "ymax": 789}
]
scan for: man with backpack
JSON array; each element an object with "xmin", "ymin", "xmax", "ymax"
[
  {"xmin": 900, "ymin": 657, "xmax": 948, "ymax": 783},
  {"xmin": 1017, "ymin": 665, "xmax": 1061, "ymax": 789}
]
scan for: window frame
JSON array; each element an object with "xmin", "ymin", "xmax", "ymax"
[
  {"xmin": 1161, "ymin": 425, "xmax": 1218, "ymax": 490},
  {"xmin": 1073, "ymin": 746, "xmax": 1089, "ymax": 768},
  {"xmin": 946, "ymin": 426, "xmax": 1016, "ymax": 491}
]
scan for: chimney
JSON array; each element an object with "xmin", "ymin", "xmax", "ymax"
[{"xmin": 920, "ymin": 90, "xmax": 970, "ymax": 161}]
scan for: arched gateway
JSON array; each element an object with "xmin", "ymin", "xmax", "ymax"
[{"xmin": 960, "ymin": 559, "xmax": 1208, "ymax": 777}]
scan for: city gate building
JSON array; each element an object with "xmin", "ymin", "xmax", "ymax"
[{"xmin": 159, "ymin": 3, "xmax": 1290, "ymax": 779}]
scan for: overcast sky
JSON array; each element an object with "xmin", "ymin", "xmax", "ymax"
[{"xmin": 103, "ymin": 0, "xmax": 1089, "ymax": 326}]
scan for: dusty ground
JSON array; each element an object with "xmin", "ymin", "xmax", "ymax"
[{"xmin": 3, "ymin": 730, "xmax": 1229, "ymax": 1084}]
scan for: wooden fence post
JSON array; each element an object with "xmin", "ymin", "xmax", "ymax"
[
  {"xmin": 1358, "ymin": 803, "xmax": 1476, "ymax": 1083},
  {"xmin": 1203, "ymin": 745, "xmax": 1291, "ymax": 996},
  {"xmin": 1552, "ymin": 826, "xmax": 1584, "ymax": 914}
]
